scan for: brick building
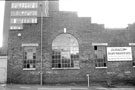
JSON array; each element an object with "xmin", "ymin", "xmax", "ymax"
[{"xmin": 4, "ymin": 0, "xmax": 135, "ymax": 85}]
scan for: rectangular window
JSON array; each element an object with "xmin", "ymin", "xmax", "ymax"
[
  {"xmin": 11, "ymin": 11, "xmax": 37, "ymax": 16},
  {"xmin": 23, "ymin": 46, "xmax": 36, "ymax": 70},
  {"xmin": 132, "ymin": 47, "xmax": 135, "ymax": 67},
  {"xmin": 10, "ymin": 18, "xmax": 23, "ymax": 24},
  {"xmin": 11, "ymin": 2, "xmax": 38, "ymax": 9},
  {"xmin": 10, "ymin": 18, "xmax": 37, "ymax": 24},
  {"xmin": 94, "ymin": 46, "xmax": 107, "ymax": 68},
  {"xmin": 94, "ymin": 46, "xmax": 97, "ymax": 50},
  {"xmin": 10, "ymin": 25, "xmax": 23, "ymax": 30}
]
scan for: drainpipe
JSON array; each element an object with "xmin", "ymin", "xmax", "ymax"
[{"xmin": 40, "ymin": 3, "xmax": 43, "ymax": 86}]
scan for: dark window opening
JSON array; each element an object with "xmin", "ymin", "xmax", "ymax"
[{"xmin": 94, "ymin": 46, "xmax": 97, "ymax": 50}]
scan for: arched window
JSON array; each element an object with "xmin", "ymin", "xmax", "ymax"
[{"xmin": 52, "ymin": 34, "xmax": 79, "ymax": 69}]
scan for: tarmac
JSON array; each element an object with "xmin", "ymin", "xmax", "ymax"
[{"xmin": 0, "ymin": 83, "xmax": 135, "ymax": 90}]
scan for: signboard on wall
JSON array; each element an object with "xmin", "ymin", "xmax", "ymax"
[{"xmin": 107, "ymin": 47, "xmax": 132, "ymax": 61}]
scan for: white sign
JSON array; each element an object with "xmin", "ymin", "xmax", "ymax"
[{"xmin": 107, "ymin": 47, "xmax": 132, "ymax": 61}]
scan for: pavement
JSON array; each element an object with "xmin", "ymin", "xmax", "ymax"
[{"xmin": 0, "ymin": 84, "xmax": 135, "ymax": 90}]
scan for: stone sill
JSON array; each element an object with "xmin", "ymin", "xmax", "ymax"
[
  {"xmin": 23, "ymin": 68, "xmax": 36, "ymax": 71},
  {"xmin": 0, "ymin": 56, "xmax": 8, "ymax": 59},
  {"xmin": 22, "ymin": 43, "xmax": 39, "ymax": 47},
  {"xmin": 133, "ymin": 66, "xmax": 135, "ymax": 68},
  {"xmin": 52, "ymin": 67, "xmax": 80, "ymax": 70},
  {"xmin": 95, "ymin": 67, "xmax": 107, "ymax": 69}
]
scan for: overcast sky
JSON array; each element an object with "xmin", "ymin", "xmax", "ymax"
[
  {"xmin": 0, "ymin": 0, "xmax": 135, "ymax": 47},
  {"xmin": 59, "ymin": 0, "xmax": 135, "ymax": 28}
]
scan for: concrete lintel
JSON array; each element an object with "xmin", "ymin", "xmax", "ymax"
[
  {"xmin": 0, "ymin": 56, "xmax": 8, "ymax": 59},
  {"xmin": 22, "ymin": 43, "xmax": 39, "ymax": 47},
  {"xmin": 52, "ymin": 67, "xmax": 80, "ymax": 70},
  {"xmin": 23, "ymin": 68, "xmax": 36, "ymax": 71},
  {"xmin": 129, "ymin": 43, "xmax": 135, "ymax": 46},
  {"xmin": 92, "ymin": 43, "xmax": 108, "ymax": 46},
  {"xmin": 95, "ymin": 67, "xmax": 107, "ymax": 69}
]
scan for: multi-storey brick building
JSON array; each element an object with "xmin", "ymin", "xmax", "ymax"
[
  {"xmin": 3, "ymin": 0, "xmax": 135, "ymax": 85},
  {"xmin": 2, "ymin": 0, "xmax": 58, "ymax": 55}
]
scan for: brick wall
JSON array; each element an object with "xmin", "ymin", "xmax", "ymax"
[{"xmin": 7, "ymin": 11, "xmax": 135, "ymax": 84}]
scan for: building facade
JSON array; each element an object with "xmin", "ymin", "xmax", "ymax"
[
  {"xmin": 3, "ymin": 0, "xmax": 135, "ymax": 85},
  {"xmin": 2, "ymin": 0, "xmax": 58, "ymax": 55}
]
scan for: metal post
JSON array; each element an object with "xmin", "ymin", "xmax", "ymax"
[
  {"xmin": 86, "ymin": 74, "xmax": 90, "ymax": 87},
  {"xmin": 40, "ymin": 3, "xmax": 43, "ymax": 86}
]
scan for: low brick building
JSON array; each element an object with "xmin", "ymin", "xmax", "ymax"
[{"xmin": 6, "ymin": 1, "xmax": 135, "ymax": 85}]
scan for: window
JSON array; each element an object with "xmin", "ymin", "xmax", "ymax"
[
  {"xmin": 129, "ymin": 43, "xmax": 135, "ymax": 67},
  {"xmin": 11, "ymin": 2, "xmax": 38, "ymax": 9},
  {"xmin": 132, "ymin": 47, "xmax": 135, "ymax": 67},
  {"xmin": 23, "ymin": 46, "xmax": 36, "ymax": 70},
  {"xmin": 10, "ymin": 25, "xmax": 23, "ymax": 30},
  {"xmin": 11, "ymin": 11, "xmax": 37, "ymax": 16},
  {"xmin": 94, "ymin": 46, "xmax": 97, "ymax": 50},
  {"xmin": 10, "ymin": 18, "xmax": 37, "ymax": 24},
  {"xmin": 94, "ymin": 46, "xmax": 107, "ymax": 68},
  {"xmin": 23, "ymin": 18, "xmax": 37, "ymax": 23},
  {"xmin": 52, "ymin": 34, "xmax": 79, "ymax": 69},
  {"xmin": 10, "ymin": 18, "xmax": 22, "ymax": 24}
]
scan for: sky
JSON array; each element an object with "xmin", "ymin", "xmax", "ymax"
[
  {"xmin": 59, "ymin": 0, "xmax": 135, "ymax": 28},
  {"xmin": 0, "ymin": 0, "xmax": 135, "ymax": 47}
]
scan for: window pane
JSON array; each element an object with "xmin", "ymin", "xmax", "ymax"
[
  {"xmin": 27, "ymin": 64, "xmax": 30, "ymax": 68},
  {"xmin": 23, "ymin": 65, "xmax": 27, "ymax": 68},
  {"xmin": 94, "ymin": 46, "xmax": 97, "ymax": 50}
]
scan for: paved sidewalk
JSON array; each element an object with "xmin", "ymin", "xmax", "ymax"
[{"xmin": 0, "ymin": 84, "xmax": 135, "ymax": 90}]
